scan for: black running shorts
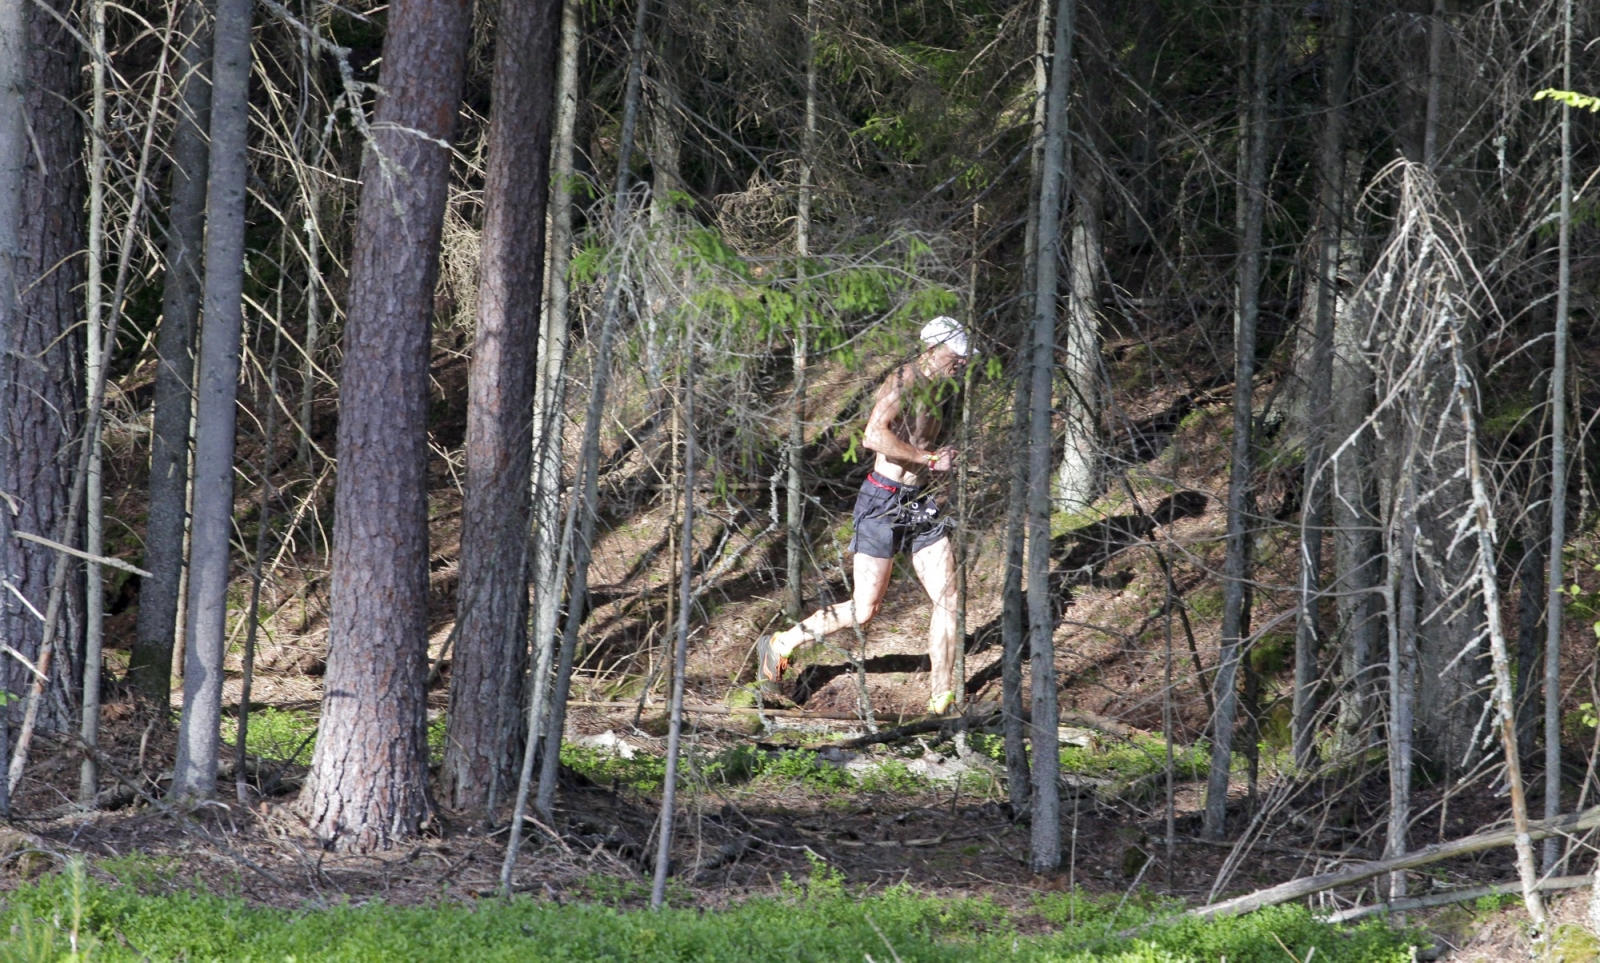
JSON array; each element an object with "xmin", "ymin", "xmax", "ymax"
[{"xmin": 847, "ymin": 471, "xmax": 950, "ymax": 559}]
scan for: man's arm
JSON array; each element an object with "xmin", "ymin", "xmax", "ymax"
[{"xmin": 862, "ymin": 368, "xmax": 955, "ymax": 471}]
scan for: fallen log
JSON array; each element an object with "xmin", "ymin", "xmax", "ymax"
[
  {"xmin": 567, "ymin": 700, "xmax": 909, "ymax": 723},
  {"xmin": 1189, "ymin": 805, "xmax": 1600, "ymax": 920},
  {"xmin": 1324, "ymin": 874, "xmax": 1592, "ymax": 924}
]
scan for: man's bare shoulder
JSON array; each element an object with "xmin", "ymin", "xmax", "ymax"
[{"xmin": 875, "ymin": 360, "xmax": 922, "ymax": 401}]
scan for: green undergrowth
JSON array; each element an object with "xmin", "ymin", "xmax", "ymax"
[
  {"xmin": 563, "ymin": 733, "xmax": 1216, "ymax": 803},
  {"xmin": 220, "ymin": 708, "xmax": 318, "ymax": 766},
  {"xmin": 219, "ymin": 710, "xmax": 451, "ymax": 768},
  {"xmin": 558, "ymin": 743, "xmax": 953, "ymax": 796},
  {"xmin": 966, "ymin": 733, "xmax": 1210, "ymax": 788},
  {"xmin": 0, "ymin": 857, "xmax": 1421, "ymax": 962}
]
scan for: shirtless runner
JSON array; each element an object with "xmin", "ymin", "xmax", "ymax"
[{"xmin": 756, "ymin": 316, "xmax": 972, "ymax": 715}]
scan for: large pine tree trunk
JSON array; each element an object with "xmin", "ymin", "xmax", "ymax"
[
  {"xmin": 170, "ymin": 0, "xmax": 254, "ymax": 800},
  {"xmin": 1203, "ymin": 0, "xmax": 1273, "ymax": 841},
  {"xmin": 130, "ymin": 0, "xmax": 211, "ymax": 711},
  {"xmin": 443, "ymin": 0, "xmax": 561, "ymax": 814},
  {"xmin": 1025, "ymin": 0, "xmax": 1075, "ymax": 873},
  {"xmin": 0, "ymin": 0, "xmax": 84, "ymax": 738},
  {"xmin": 299, "ymin": 0, "xmax": 473, "ymax": 850}
]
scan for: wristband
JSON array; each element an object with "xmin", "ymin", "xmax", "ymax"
[{"xmin": 926, "ymin": 451, "xmax": 938, "ymax": 467}]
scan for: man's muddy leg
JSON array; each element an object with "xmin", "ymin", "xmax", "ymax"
[
  {"xmin": 768, "ymin": 553, "xmax": 893, "ymax": 658},
  {"xmin": 913, "ymin": 537, "xmax": 959, "ymax": 706}
]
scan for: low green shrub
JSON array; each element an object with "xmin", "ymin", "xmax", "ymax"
[
  {"xmin": 0, "ymin": 857, "xmax": 1422, "ymax": 962},
  {"xmin": 220, "ymin": 708, "xmax": 317, "ymax": 766}
]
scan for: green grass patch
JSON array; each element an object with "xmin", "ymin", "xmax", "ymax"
[
  {"xmin": 221, "ymin": 707, "xmax": 317, "ymax": 766},
  {"xmin": 968, "ymin": 732, "xmax": 1209, "ymax": 788},
  {"xmin": 0, "ymin": 856, "xmax": 1423, "ymax": 962},
  {"xmin": 1059, "ymin": 735, "xmax": 1210, "ymax": 786},
  {"xmin": 557, "ymin": 743, "xmax": 929, "ymax": 796}
]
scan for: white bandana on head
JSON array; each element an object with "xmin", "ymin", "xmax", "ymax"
[{"xmin": 919, "ymin": 316, "xmax": 971, "ymax": 357}]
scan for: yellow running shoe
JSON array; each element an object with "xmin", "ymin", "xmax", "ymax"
[{"xmin": 926, "ymin": 690, "xmax": 955, "ymax": 715}]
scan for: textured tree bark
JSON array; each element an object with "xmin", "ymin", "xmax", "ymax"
[
  {"xmin": 1000, "ymin": 368, "xmax": 1031, "ymax": 815},
  {"xmin": 1409, "ymin": 5, "xmax": 1483, "ymax": 782},
  {"xmin": 299, "ymin": 0, "xmax": 473, "ymax": 849},
  {"xmin": 1328, "ymin": 172, "xmax": 1376, "ymax": 752},
  {"xmin": 171, "ymin": 0, "xmax": 254, "ymax": 801},
  {"xmin": 0, "ymin": 0, "xmax": 84, "ymax": 739},
  {"xmin": 1204, "ymin": 0, "xmax": 1272, "ymax": 841},
  {"xmin": 130, "ymin": 0, "xmax": 210, "ymax": 710},
  {"xmin": 1290, "ymin": 0, "xmax": 1353, "ymax": 768},
  {"xmin": 534, "ymin": 0, "xmax": 650, "ymax": 819},
  {"xmin": 1545, "ymin": 0, "xmax": 1572, "ymax": 875},
  {"xmin": 1025, "ymin": 0, "xmax": 1074, "ymax": 873},
  {"xmin": 1054, "ymin": 137, "xmax": 1101, "ymax": 513},
  {"xmin": 0, "ymin": 0, "xmax": 25, "ymax": 818},
  {"xmin": 442, "ymin": 0, "xmax": 561, "ymax": 815}
]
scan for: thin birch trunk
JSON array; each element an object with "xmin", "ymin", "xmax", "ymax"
[
  {"xmin": 1025, "ymin": 0, "xmax": 1076, "ymax": 873},
  {"xmin": 1546, "ymin": 0, "xmax": 1572, "ymax": 876},
  {"xmin": 1291, "ymin": 0, "xmax": 1354, "ymax": 768},
  {"xmin": 650, "ymin": 320, "xmax": 694, "ymax": 911},
  {"xmin": 295, "ymin": 0, "xmax": 323, "ymax": 468},
  {"xmin": 132, "ymin": 0, "xmax": 211, "ymax": 707},
  {"xmin": 1204, "ymin": 0, "xmax": 1272, "ymax": 841},
  {"xmin": 171, "ymin": 0, "xmax": 255, "ymax": 800},
  {"xmin": 1055, "ymin": 97, "xmax": 1101, "ymax": 513},
  {"xmin": 1384, "ymin": 459, "xmax": 1418, "ymax": 898},
  {"xmin": 535, "ymin": 0, "xmax": 651, "ymax": 818},
  {"xmin": 78, "ymin": 0, "xmax": 109, "ymax": 804},
  {"xmin": 785, "ymin": 0, "xmax": 816, "ymax": 621},
  {"xmin": 1020, "ymin": 0, "xmax": 1049, "ymax": 299},
  {"xmin": 955, "ymin": 204, "xmax": 977, "ymax": 710},
  {"xmin": 0, "ymin": 0, "xmax": 23, "ymax": 818},
  {"xmin": 502, "ymin": 485, "xmax": 576, "ymax": 890},
  {"xmin": 523, "ymin": 0, "xmax": 583, "ymax": 779},
  {"xmin": 1447, "ymin": 313, "xmax": 1545, "ymax": 928}
]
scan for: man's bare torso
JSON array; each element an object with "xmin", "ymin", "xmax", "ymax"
[{"xmin": 872, "ymin": 361, "xmax": 948, "ymax": 486}]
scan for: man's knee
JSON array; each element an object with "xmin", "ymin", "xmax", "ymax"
[{"xmin": 851, "ymin": 597, "xmax": 883, "ymax": 624}]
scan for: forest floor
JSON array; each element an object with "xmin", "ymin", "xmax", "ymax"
[{"xmin": 8, "ymin": 324, "xmax": 1598, "ymax": 959}]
